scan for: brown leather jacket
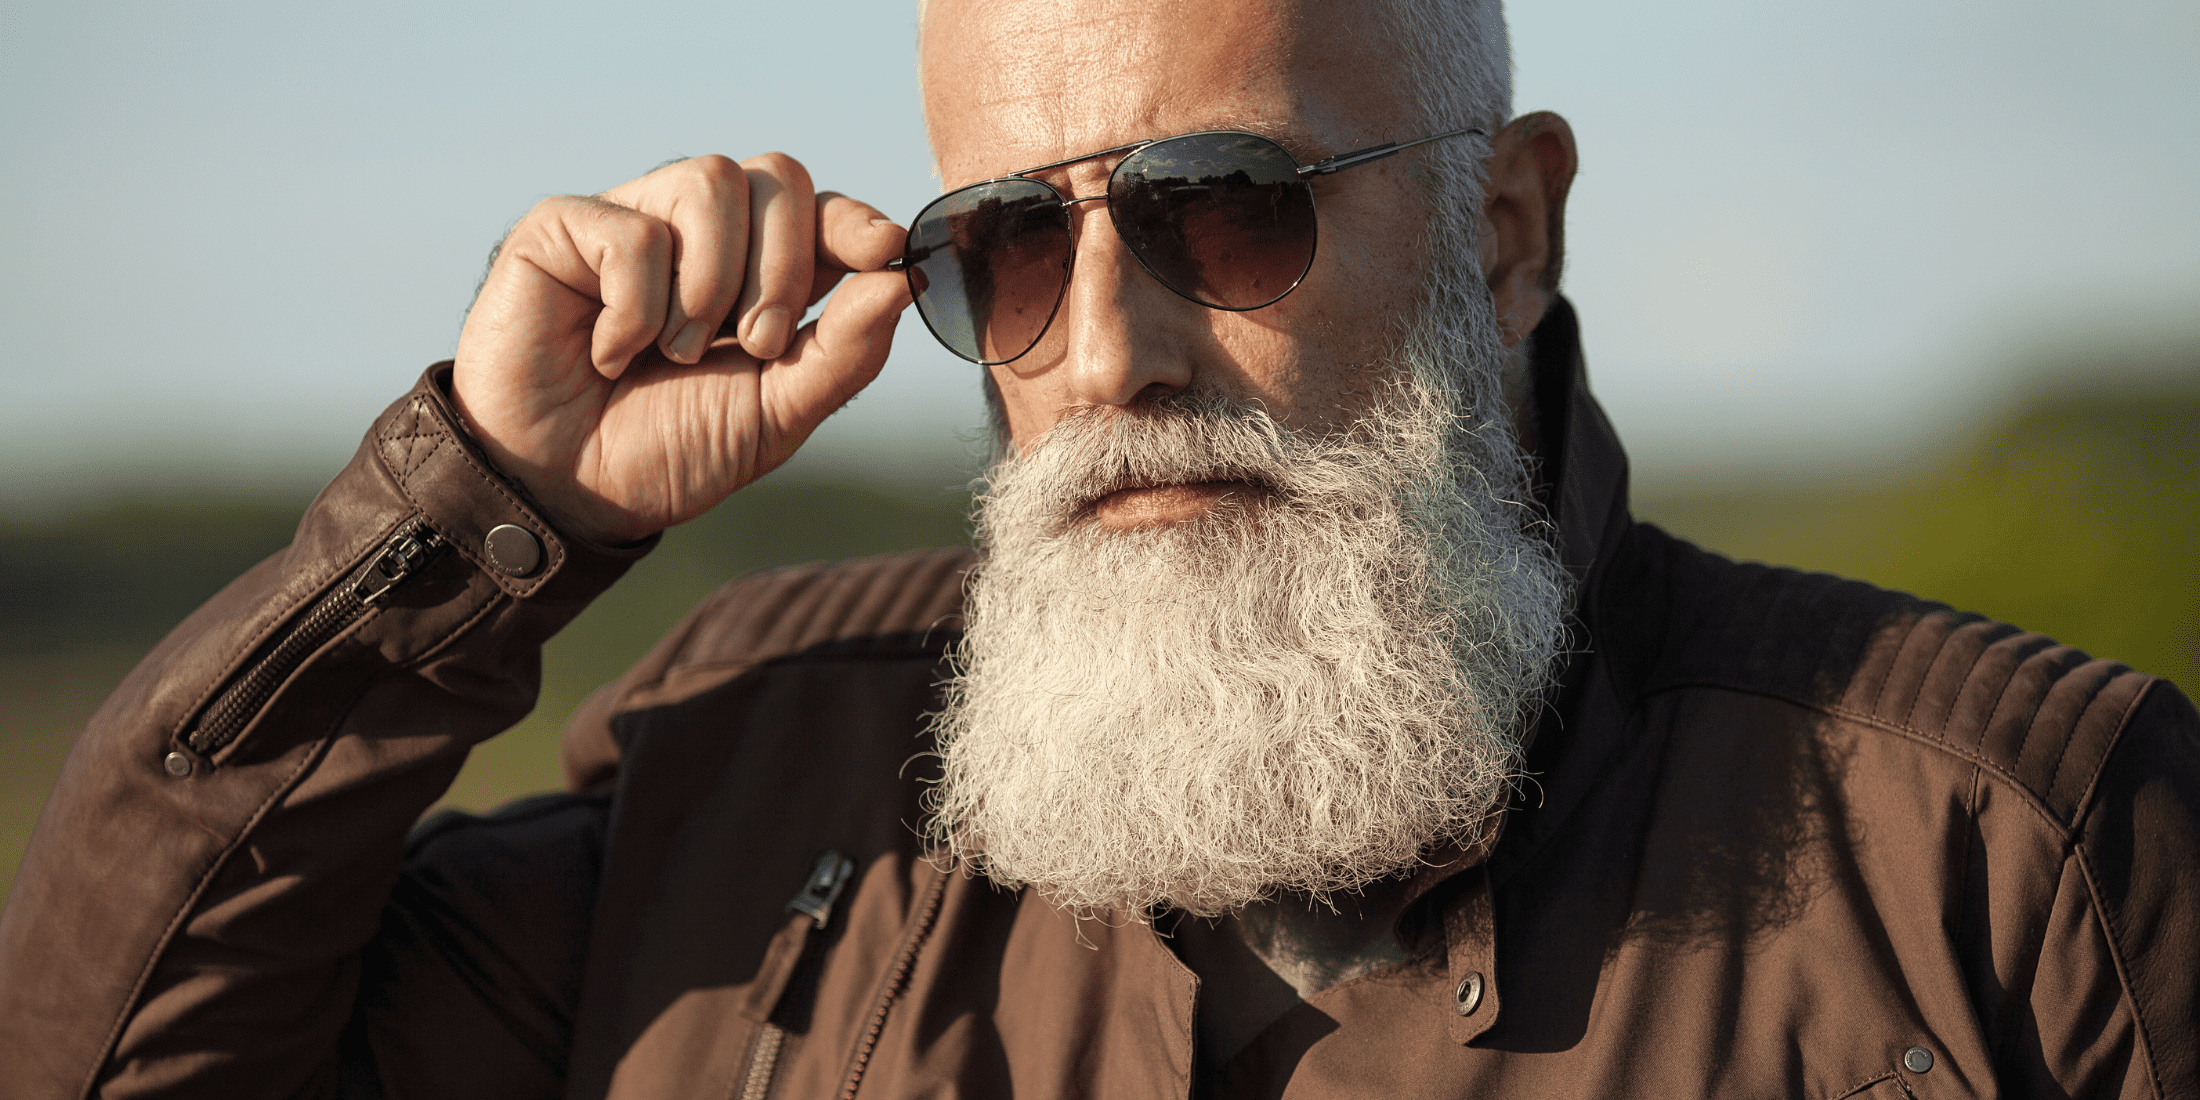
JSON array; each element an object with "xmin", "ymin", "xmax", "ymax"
[{"xmin": 2, "ymin": 302, "xmax": 2194, "ymax": 1100}]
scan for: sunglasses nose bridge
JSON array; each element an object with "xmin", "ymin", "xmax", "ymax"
[{"xmin": 1040, "ymin": 200, "xmax": 1196, "ymax": 407}]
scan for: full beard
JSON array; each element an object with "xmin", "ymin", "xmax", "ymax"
[{"xmin": 925, "ymin": 293, "xmax": 1571, "ymax": 919}]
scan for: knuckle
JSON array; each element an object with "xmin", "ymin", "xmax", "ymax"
[
  {"xmin": 609, "ymin": 213, "xmax": 671, "ymax": 256},
  {"xmin": 681, "ymin": 154, "xmax": 750, "ymax": 209},
  {"xmin": 527, "ymin": 194, "xmax": 590, "ymax": 226},
  {"xmin": 743, "ymin": 151, "xmax": 811, "ymax": 189},
  {"xmin": 684, "ymin": 153, "xmax": 743, "ymax": 186}
]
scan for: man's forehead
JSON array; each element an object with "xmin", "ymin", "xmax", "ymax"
[{"xmin": 920, "ymin": 0, "xmax": 1411, "ymax": 187}]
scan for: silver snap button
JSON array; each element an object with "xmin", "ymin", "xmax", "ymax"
[
  {"xmin": 484, "ymin": 524, "xmax": 543, "ymax": 578},
  {"xmin": 163, "ymin": 751, "xmax": 193, "ymax": 778},
  {"xmin": 1454, "ymin": 971, "xmax": 1484, "ymax": 1016},
  {"xmin": 1903, "ymin": 1046, "xmax": 1934, "ymax": 1073}
]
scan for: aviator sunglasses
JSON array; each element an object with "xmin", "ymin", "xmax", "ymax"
[{"xmin": 889, "ymin": 126, "xmax": 1487, "ymax": 365}]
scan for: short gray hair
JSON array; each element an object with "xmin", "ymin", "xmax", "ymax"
[
  {"xmin": 1378, "ymin": 1, "xmax": 1522, "ymax": 387},
  {"xmin": 1382, "ymin": 0, "xmax": 1512, "ymax": 136}
]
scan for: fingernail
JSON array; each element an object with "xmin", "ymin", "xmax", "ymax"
[
  {"xmin": 748, "ymin": 306, "xmax": 792, "ymax": 358},
  {"xmin": 871, "ymin": 217, "xmax": 902, "ymax": 230},
  {"xmin": 669, "ymin": 321, "xmax": 710, "ymax": 363}
]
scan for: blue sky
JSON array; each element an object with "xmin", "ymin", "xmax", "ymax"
[{"xmin": 1, "ymin": 1, "xmax": 2194, "ymax": 507}]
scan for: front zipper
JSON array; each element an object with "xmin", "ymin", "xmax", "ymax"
[
  {"xmin": 836, "ymin": 865, "xmax": 950, "ymax": 1099},
  {"xmin": 734, "ymin": 851, "xmax": 861, "ymax": 1100},
  {"xmin": 184, "ymin": 519, "xmax": 444, "ymax": 759},
  {"xmin": 737, "ymin": 1023, "xmax": 787, "ymax": 1100}
]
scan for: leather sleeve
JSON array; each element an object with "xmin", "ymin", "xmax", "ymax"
[
  {"xmin": 0, "ymin": 364, "xmax": 653, "ymax": 1100},
  {"xmin": 2063, "ymin": 679, "xmax": 2200, "ymax": 1099}
]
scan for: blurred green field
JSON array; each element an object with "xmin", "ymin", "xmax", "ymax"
[
  {"xmin": 1641, "ymin": 383, "xmax": 2199, "ymax": 691},
  {"xmin": 2, "ymin": 382, "xmax": 2194, "ymax": 897}
]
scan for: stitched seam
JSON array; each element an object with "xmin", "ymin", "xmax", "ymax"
[
  {"xmin": 377, "ymin": 429, "xmax": 445, "ymax": 476},
  {"xmin": 379, "ymin": 402, "xmax": 564, "ymax": 597},
  {"xmin": 382, "ymin": 398, "xmax": 560, "ymax": 580},
  {"xmin": 2007, "ymin": 666, "xmax": 2046, "ymax": 786},
  {"xmin": 1832, "ymin": 1069, "xmax": 1900, "ymax": 1099},
  {"xmin": 375, "ymin": 398, "xmax": 441, "ymax": 478},
  {"xmin": 392, "ymin": 579, "xmax": 508, "ymax": 670},
  {"xmin": 401, "ymin": 431, "xmax": 444, "ymax": 481},
  {"xmin": 1934, "ymin": 626, "xmax": 1986, "ymax": 738},
  {"xmin": 1898, "ymin": 617, "xmax": 1963, "ymax": 730},
  {"xmin": 78, "ymin": 718, "xmax": 336, "ymax": 1100},
  {"xmin": 2070, "ymin": 842, "xmax": 2165, "ymax": 1100},
  {"xmin": 2070, "ymin": 679, "xmax": 2154, "ymax": 826},
  {"xmin": 1642, "ymin": 678, "xmax": 2078, "ymax": 843},
  {"xmin": 1956, "ymin": 762, "xmax": 1982, "ymax": 969},
  {"xmin": 1865, "ymin": 616, "xmax": 1920, "ymax": 723}
]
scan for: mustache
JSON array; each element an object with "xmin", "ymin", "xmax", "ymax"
[{"xmin": 983, "ymin": 395, "xmax": 1310, "ymax": 531}]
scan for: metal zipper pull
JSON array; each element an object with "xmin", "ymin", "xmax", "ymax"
[
  {"xmin": 354, "ymin": 528, "xmax": 442, "ymax": 604},
  {"xmin": 184, "ymin": 519, "xmax": 445, "ymax": 759},
  {"xmin": 787, "ymin": 850, "xmax": 857, "ymax": 929}
]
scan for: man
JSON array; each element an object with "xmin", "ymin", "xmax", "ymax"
[{"xmin": 1, "ymin": 0, "xmax": 2193, "ymax": 1097}]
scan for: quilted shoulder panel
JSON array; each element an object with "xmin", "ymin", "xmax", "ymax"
[{"xmin": 1610, "ymin": 524, "xmax": 2155, "ymax": 826}]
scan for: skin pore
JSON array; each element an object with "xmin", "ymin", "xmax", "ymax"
[{"xmin": 923, "ymin": 0, "xmax": 1577, "ymax": 1070}]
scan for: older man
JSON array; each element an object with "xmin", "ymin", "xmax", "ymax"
[{"xmin": 2, "ymin": 0, "xmax": 2193, "ymax": 1097}]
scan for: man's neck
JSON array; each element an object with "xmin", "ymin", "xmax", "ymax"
[{"xmin": 1168, "ymin": 877, "xmax": 1416, "ymax": 1072}]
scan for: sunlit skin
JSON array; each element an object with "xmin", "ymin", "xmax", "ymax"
[
  {"xmin": 923, "ymin": 0, "xmax": 1576, "ymax": 530},
  {"xmin": 448, "ymin": 0, "xmax": 1572, "ymax": 546},
  {"xmin": 442, "ymin": 0, "xmax": 1577, "ymax": 1066}
]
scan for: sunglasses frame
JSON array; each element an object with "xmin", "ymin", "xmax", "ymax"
[{"xmin": 891, "ymin": 124, "xmax": 1488, "ymax": 366}]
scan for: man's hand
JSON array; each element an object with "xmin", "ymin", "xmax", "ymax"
[{"xmin": 452, "ymin": 153, "xmax": 911, "ymax": 544}]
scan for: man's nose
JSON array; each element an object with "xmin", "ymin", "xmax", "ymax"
[{"xmin": 1043, "ymin": 203, "xmax": 1197, "ymax": 408}]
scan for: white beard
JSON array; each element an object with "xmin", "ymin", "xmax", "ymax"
[{"xmin": 925, "ymin": 291, "xmax": 1571, "ymax": 918}]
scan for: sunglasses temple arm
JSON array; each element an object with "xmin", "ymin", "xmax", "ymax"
[{"xmin": 1297, "ymin": 125, "xmax": 1488, "ymax": 177}]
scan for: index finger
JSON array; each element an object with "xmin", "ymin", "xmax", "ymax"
[
  {"xmin": 816, "ymin": 192, "xmax": 907, "ymax": 273},
  {"xmin": 803, "ymin": 192, "xmax": 909, "ymax": 307}
]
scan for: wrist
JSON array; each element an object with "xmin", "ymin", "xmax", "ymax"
[{"xmin": 441, "ymin": 369, "xmax": 658, "ymax": 548}]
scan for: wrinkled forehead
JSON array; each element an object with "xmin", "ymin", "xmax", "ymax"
[{"xmin": 919, "ymin": 0, "xmax": 1412, "ymax": 188}]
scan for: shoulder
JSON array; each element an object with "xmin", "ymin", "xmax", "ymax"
[
  {"xmin": 631, "ymin": 544, "xmax": 972, "ymax": 689},
  {"xmin": 561, "ymin": 546, "xmax": 974, "ymax": 790},
  {"xmin": 1599, "ymin": 521, "xmax": 2184, "ymax": 831}
]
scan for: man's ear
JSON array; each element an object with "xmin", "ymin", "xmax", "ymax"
[{"xmin": 1478, "ymin": 111, "xmax": 1577, "ymax": 346}]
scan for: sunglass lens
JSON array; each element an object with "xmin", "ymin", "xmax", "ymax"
[
  {"xmin": 1109, "ymin": 132, "xmax": 1316, "ymax": 311},
  {"xmin": 902, "ymin": 179, "xmax": 1072, "ymax": 364}
]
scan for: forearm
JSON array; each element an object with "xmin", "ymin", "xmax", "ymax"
[{"xmin": 0, "ymin": 364, "xmax": 649, "ymax": 1099}]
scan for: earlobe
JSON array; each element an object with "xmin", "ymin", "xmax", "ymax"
[{"xmin": 1479, "ymin": 111, "xmax": 1578, "ymax": 345}]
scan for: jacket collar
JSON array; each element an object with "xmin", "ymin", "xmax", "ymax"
[
  {"xmin": 1404, "ymin": 293, "xmax": 1637, "ymax": 897},
  {"xmin": 1395, "ymin": 297, "xmax": 1643, "ymax": 1039},
  {"xmin": 1492, "ymin": 295, "xmax": 1642, "ymax": 887},
  {"xmin": 1532, "ymin": 295, "xmax": 1636, "ymax": 597}
]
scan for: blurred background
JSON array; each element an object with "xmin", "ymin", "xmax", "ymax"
[{"xmin": 2, "ymin": 0, "xmax": 2194, "ymax": 894}]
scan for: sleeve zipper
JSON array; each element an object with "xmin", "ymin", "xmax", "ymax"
[{"xmin": 183, "ymin": 519, "xmax": 444, "ymax": 759}]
